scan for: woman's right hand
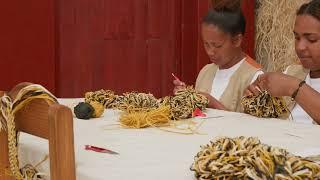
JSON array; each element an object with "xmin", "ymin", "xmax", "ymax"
[
  {"xmin": 244, "ymin": 72, "xmax": 300, "ymax": 97},
  {"xmin": 173, "ymin": 79, "xmax": 186, "ymax": 94}
]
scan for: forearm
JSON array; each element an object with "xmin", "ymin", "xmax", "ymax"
[
  {"xmin": 198, "ymin": 91, "xmax": 228, "ymax": 110},
  {"xmin": 294, "ymin": 85, "xmax": 320, "ymax": 124},
  {"xmin": 206, "ymin": 96, "xmax": 228, "ymax": 111}
]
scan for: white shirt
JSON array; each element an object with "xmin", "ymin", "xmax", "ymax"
[
  {"xmin": 290, "ymin": 74, "xmax": 320, "ymax": 124},
  {"xmin": 210, "ymin": 58, "xmax": 263, "ymax": 99}
]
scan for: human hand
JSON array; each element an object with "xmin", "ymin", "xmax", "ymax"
[
  {"xmin": 198, "ymin": 92, "xmax": 226, "ymax": 110},
  {"xmin": 173, "ymin": 79, "xmax": 186, "ymax": 94},
  {"xmin": 244, "ymin": 72, "xmax": 300, "ymax": 97},
  {"xmin": 172, "ymin": 73, "xmax": 186, "ymax": 94}
]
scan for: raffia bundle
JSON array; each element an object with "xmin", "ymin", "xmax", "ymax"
[
  {"xmin": 191, "ymin": 136, "xmax": 320, "ymax": 179},
  {"xmin": 85, "ymin": 89, "xmax": 116, "ymax": 108},
  {"xmin": 84, "ymin": 86, "xmax": 209, "ymax": 120},
  {"xmin": 116, "ymin": 87, "xmax": 208, "ymax": 134},
  {"xmin": 167, "ymin": 86, "xmax": 208, "ymax": 120},
  {"xmin": 111, "ymin": 92, "xmax": 160, "ymax": 112},
  {"xmin": 255, "ymin": 0, "xmax": 306, "ymax": 72},
  {"xmin": 84, "ymin": 87, "xmax": 208, "ymax": 132},
  {"xmin": 119, "ymin": 105, "xmax": 170, "ymax": 128},
  {"xmin": 241, "ymin": 90, "xmax": 289, "ymax": 118}
]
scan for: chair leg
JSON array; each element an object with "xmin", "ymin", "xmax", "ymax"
[{"xmin": 48, "ymin": 104, "xmax": 76, "ymax": 180}]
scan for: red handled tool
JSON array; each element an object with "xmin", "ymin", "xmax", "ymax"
[
  {"xmin": 171, "ymin": 73, "xmax": 181, "ymax": 82},
  {"xmin": 85, "ymin": 145, "xmax": 119, "ymax": 155}
]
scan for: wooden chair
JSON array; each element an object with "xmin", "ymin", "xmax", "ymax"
[{"xmin": 0, "ymin": 83, "xmax": 76, "ymax": 180}]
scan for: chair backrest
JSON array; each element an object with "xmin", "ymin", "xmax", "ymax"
[{"xmin": 0, "ymin": 83, "xmax": 76, "ymax": 180}]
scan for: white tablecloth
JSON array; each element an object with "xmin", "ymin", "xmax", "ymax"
[{"xmin": 18, "ymin": 98, "xmax": 320, "ymax": 180}]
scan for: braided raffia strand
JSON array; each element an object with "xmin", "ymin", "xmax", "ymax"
[
  {"xmin": 0, "ymin": 84, "xmax": 57, "ymax": 179},
  {"xmin": 0, "ymin": 112, "xmax": 4, "ymax": 131},
  {"xmin": 241, "ymin": 90, "xmax": 289, "ymax": 118},
  {"xmin": 0, "ymin": 95, "xmax": 23, "ymax": 179},
  {"xmin": 191, "ymin": 137, "xmax": 320, "ymax": 179}
]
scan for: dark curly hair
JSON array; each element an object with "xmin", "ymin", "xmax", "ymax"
[
  {"xmin": 297, "ymin": 0, "xmax": 320, "ymax": 21},
  {"xmin": 203, "ymin": 0, "xmax": 245, "ymax": 36}
]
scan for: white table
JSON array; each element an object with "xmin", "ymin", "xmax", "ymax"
[{"xmin": 18, "ymin": 98, "xmax": 320, "ymax": 180}]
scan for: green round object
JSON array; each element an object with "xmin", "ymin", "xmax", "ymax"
[{"xmin": 74, "ymin": 102, "xmax": 94, "ymax": 119}]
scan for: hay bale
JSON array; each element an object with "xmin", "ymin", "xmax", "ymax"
[{"xmin": 255, "ymin": 0, "xmax": 308, "ymax": 72}]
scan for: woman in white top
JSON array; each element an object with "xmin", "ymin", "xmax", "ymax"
[
  {"xmin": 173, "ymin": 0, "xmax": 263, "ymax": 112},
  {"xmin": 246, "ymin": 0, "xmax": 320, "ymax": 124}
]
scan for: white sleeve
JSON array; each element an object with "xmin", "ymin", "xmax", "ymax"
[{"xmin": 250, "ymin": 70, "xmax": 264, "ymax": 83}]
